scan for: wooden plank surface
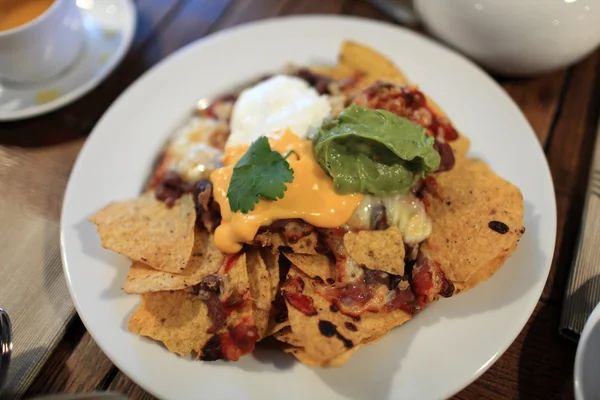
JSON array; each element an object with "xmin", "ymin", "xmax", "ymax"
[
  {"xmin": 542, "ymin": 51, "xmax": 600, "ymax": 303},
  {"xmin": 25, "ymin": 317, "xmax": 114, "ymax": 396},
  {"xmin": 547, "ymin": 51, "xmax": 600, "ymax": 197},
  {"xmin": 7, "ymin": 0, "xmax": 595, "ymax": 398}
]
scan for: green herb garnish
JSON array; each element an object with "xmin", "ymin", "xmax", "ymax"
[{"xmin": 227, "ymin": 136, "xmax": 295, "ymax": 213}]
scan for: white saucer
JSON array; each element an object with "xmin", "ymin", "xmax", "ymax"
[
  {"xmin": 0, "ymin": 0, "xmax": 136, "ymax": 121},
  {"xmin": 575, "ymin": 302, "xmax": 600, "ymax": 400}
]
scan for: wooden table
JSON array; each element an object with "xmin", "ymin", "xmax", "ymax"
[{"xmin": 2, "ymin": 0, "xmax": 596, "ymax": 398}]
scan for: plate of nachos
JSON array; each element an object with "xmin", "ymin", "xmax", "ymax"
[{"xmin": 61, "ymin": 16, "xmax": 556, "ymax": 400}]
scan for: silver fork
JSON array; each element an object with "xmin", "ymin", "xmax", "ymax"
[{"xmin": 0, "ymin": 307, "xmax": 12, "ymax": 394}]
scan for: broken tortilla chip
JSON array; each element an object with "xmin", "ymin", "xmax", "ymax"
[
  {"xmin": 223, "ymin": 252, "xmax": 250, "ymax": 292},
  {"xmin": 283, "ymin": 253, "xmax": 334, "ymax": 282},
  {"xmin": 254, "ymin": 231, "xmax": 318, "ymax": 255},
  {"xmin": 266, "ymin": 319, "xmax": 290, "ymax": 337},
  {"xmin": 259, "ymin": 248, "xmax": 281, "ymax": 300},
  {"xmin": 450, "ymin": 134, "xmax": 471, "ymax": 156},
  {"xmin": 122, "ymin": 230, "xmax": 224, "ymax": 294},
  {"xmin": 246, "ymin": 248, "xmax": 272, "ymax": 339},
  {"xmin": 424, "ymin": 96, "xmax": 470, "ymax": 155},
  {"xmin": 343, "ymin": 227, "xmax": 405, "ymax": 276},
  {"xmin": 309, "ymin": 63, "xmax": 356, "ymax": 80},
  {"xmin": 273, "ymin": 326, "xmax": 304, "ymax": 348},
  {"xmin": 90, "ymin": 194, "xmax": 195, "ymax": 273},
  {"xmin": 283, "ymin": 268, "xmax": 411, "ymax": 365},
  {"xmin": 422, "ymin": 154, "xmax": 525, "ymax": 290},
  {"xmin": 339, "ymin": 40, "xmax": 408, "ymax": 85},
  {"xmin": 129, "ymin": 253, "xmax": 258, "ymax": 361},
  {"xmin": 128, "ymin": 291, "xmax": 214, "ymax": 357}
]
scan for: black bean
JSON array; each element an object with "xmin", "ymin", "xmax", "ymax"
[{"xmin": 489, "ymin": 221, "xmax": 509, "ymax": 234}]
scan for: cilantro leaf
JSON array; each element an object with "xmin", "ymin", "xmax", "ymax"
[{"xmin": 227, "ymin": 136, "xmax": 295, "ymax": 213}]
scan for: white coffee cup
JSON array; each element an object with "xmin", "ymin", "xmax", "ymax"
[{"xmin": 0, "ymin": 0, "xmax": 84, "ymax": 84}]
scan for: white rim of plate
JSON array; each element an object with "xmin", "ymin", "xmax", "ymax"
[{"xmin": 61, "ymin": 14, "xmax": 557, "ymax": 400}]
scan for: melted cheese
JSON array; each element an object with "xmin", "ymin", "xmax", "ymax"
[
  {"xmin": 166, "ymin": 117, "xmax": 226, "ymax": 181},
  {"xmin": 347, "ymin": 193, "xmax": 432, "ymax": 244},
  {"xmin": 211, "ymin": 129, "xmax": 363, "ymax": 253}
]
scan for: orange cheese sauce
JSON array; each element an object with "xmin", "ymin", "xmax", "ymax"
[{"xmin": 210, "ymin": 129, "xmax": 363, "ymax": 253}]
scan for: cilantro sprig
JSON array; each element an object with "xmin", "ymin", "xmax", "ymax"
[{"xmin": 227, "ymin": 136, "xmax": 295, "ymax": 213}]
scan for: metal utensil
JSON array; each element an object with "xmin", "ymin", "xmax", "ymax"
[
  {"xmin": 560, "ymin": 114, "xmax": 600, "ymax": 341},
  {"xmin": 27, "ymin": 392, "xmax": 129, "ymax": 400},
  {"xmin": 367, "ymin": 0, "xmax": 419, "ymax": 27},
  {"xmin": 0, "ymin": 307, "xmax": 12, "ymax": 393}
]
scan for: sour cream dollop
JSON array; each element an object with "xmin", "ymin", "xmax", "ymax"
[{"xmin": 226, "ymin": 75, "xmax": 331, "ymax": 148}]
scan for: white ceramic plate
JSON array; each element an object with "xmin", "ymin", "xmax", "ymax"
[
  {"xmin": 0, "ymin": 0, "xmax": 136, "ymax": 121},
  {"xmin": 61, "ymin": 16, "xmax": 556, "ymax": 400}
]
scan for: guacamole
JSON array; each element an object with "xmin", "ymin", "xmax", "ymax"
[{"xmin": 313, "ymin": 105, "xmax": 440, "ymax": 196}]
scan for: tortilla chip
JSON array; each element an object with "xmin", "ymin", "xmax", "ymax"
[
  {"xmin": 288, "ymin": 232, "xmax": 319, "ymax": 254},
  {"xmin": 123, "ymin": 230, "xmax": 224, "ymax": 294},
  {"xmin": 422, "ymin": 154, "xmax": 525, "ymax": 290},
  {"xmin": 129, "ymin": 253, "xmax": 258, "ymax": 360},
  {"xmin": 309, "ymin": 63, "xmax": 356, "ymax": 80},
  {"xmin": 90, "ymin": 194, "xmax": 195, "ymax": 273},
  {"xmin": 224, "ymin": 253, "xmax": 250, "ymax": 291},
  {"xmin": 128, "ymin": 290, "xmax": 257, "ymax": 360},
  {"xmin": 273, "ymin": 326, "xmax": 304, "ymax": 347},
  {"xmin": 284, "ymin": 268, "xmax": 411, "ymax": 364},
  {"xmin": 283, "ymin": 253, "xmax": 334, "ymax": 281},
  {"xmin": 259, "ymin": 248, "xmax": 281, "ymax": 300},
  {"xmin": 254, "ymin": 231, "xmax": 318, "ymax": 255},
  {"xmin": 461, "ymin": 257, "xmax": 504, "ymax": 292},
  {"xmin": 343, "ymin": 227, "xmax": 405, "ymax": 276},
  {"xmin": 339, "ymin": 40, "xmax": 408, "ymax": 85},
  {"xmin": 424, "ymin": 96, "xmax": 470, "ymax": 155},
  {"xmin": 128, "ymin": 291, "xmax": 213, "ymax": 356},
  {"xmin": 246, "ymin": 248, "xmax": 272, "ymax": 338},
  {"xmin": 450, "ymin": 134, "xmax": 471, "ymax": 156},
  {"xmin": 285, "ymin": 345, "xmax": 362, "ymax": 367},
  {"xmin": 266, "ymin": 320, "xmax": 290, "ymax": 337}
]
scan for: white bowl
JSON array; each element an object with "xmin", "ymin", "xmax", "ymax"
[
  {"xmin": 414, "ymin": 0, "xmax": 600, "ymax": 76},
  {"xmin": 575, "ymin": 301, "xmax": 600, "ymax": 400}
]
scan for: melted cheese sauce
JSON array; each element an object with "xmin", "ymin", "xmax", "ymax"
[
  {"xmin": 347, "ymin": 193, "xmax": 432, "ymax": 244},
  {"xmin": 211, "ymin": 129, "xmax": 363, "ymax": 253},
  {"xmin": 166, "ymin": 117, "xmax": 226, "ymax": 181}
]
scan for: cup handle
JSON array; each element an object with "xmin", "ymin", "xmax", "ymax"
[{"xmin": 368, "ymin": 0, "xmax": 419, "ymax": 27}]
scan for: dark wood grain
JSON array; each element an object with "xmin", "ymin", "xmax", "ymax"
[
  {"xmin": 281, "ymin": 0, "xmax": 347, "ymax": 14},
  {"xmin": 209, "ymin": 0, "xmax": 292, "ymax": 30},
  {"xmin": 540, "ymin": 51, "xmax": 600, "ymax": 304},
  {"xmin": 106, "ymin": 373, "xmax": 157, "ymax": 400},
  {"xmin": 25, "ymin": 317, "xmax": 114, "ymax": 396},
  {"xmin": 541, "ymin": 193, "xmax": 586, "ymax": 305},
  {"xmin": 547, "ymin": 51, "xmax": 600, "ymax": 197},
  {"xmin": 501, "ymin": 70, "xmax": 568, "ymax": 146},
  {"xmin": 13, "ymin": 0, "xmax": 599, "ymax": 399}
]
